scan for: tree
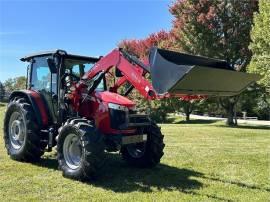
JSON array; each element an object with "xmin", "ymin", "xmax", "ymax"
[
  {"xmin": 0, "ymin": 82, "xmax": 5, "ymax": 102},
  {"xmin": 180, "ymin": 100, "xmax": 195, "ymax": 121},
  {"xmin": 170, "ymin": 97, "xmax": 199, "ymax": 122},
  {"xmin": 239, "ymin": 85, "xmax": 269, "ymax": 120},
  {"xmin": 119, "ymin": 30, "xmax": 176, "ymax": 59},
  {"xmin": 169, "ymin": 0, "xmax": 258, "ymax": 125},
  {"xmin": 248, "ymin": 0, "xmax": 270, "ymax": 119},
  {"xmin": 4, "ymin": 76, "xmax": 27, "ymax": 93}
]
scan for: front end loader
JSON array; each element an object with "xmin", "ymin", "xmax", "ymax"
[{"xmin": 3, "ymin": 47, "xmax": 260, "ymax": 181}]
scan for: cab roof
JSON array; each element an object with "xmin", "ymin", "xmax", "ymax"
[{"xmin": 20, "ymin": 49, "xmax": 101, "ymax": 62}]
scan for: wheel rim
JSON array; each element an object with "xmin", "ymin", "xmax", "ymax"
[
  {"xmin": 126, "ymin": 143, "xmax": 146, "ymax": 158},
  {"xmin": 8, "ymin": 111, "xmax": 26, "ymax": 150},
  {"xmin": 63, "ymin": 133, "xmax": 82, "ymax": 169}
]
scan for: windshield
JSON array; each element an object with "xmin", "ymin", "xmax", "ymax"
[
  {"xmin": 64, "ymin": 58, "xmax": 105, "ymax": 91},
  {"xmin": 64, "ymin": 58, "xmax": 94, "ymax": 77}
]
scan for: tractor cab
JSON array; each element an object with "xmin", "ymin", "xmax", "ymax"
[{"xmin": 20, "ymin": 50, "xmax": 101, "ymax": 124}]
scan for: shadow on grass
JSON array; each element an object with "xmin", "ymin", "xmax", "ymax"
[
  {"xmin": 92, "ymin": 154, "xmax": 203, "ymax": 193},
  {"xmin": 218, "ymin": 124, "xmax": 270, "ymax": 130},
  {"xmin": 202, "ymin": 175, "xmax": 270, "ymax": 193},
  {"xmin": 163, "ymin": 117, "xmax": 270, "ymax": 129},
  {"xmin": 35, "ymin": 154, "xmax": 203, "ymax": 193},
  {"xmin": 165, "ymin": 118, "xmax": 219, "ymax": 124},
  {"xmin": 91, "ymin": 154, "xmax": 236, "ymax": 201},
  {"xmin": 35, "ymin": 157, "xmax": 58, "ymax": 170},
  {"xmin": 0, "ymin": 103, "xmax": 6, "ymax": 107},
  {"xmin": 33, "ymin": 154, "xmax": 270, "ymax": 200}
]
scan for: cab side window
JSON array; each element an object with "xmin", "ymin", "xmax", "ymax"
[
  {"xmin": 31, "ymin": 56, "xmax": 57, "ymax": 94},
  {"xmin": 71, "ymin": 64, "xmax": 83, "ymax": 78}
]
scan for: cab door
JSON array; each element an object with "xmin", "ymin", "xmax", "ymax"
[{"xmin": 30, "ymin": 56, "xmax": 58, "ymax": 124}]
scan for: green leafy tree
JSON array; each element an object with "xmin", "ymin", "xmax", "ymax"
[
  {"xmin": 0, "ymin": 82, "xmax": 5, "ymax": 102},
  {"xmin": 4, "ymin": 76, "xmax": 27, "ymax": 93},
  {"xmin": 179, "ymin": 100, "xmax": 196, "ymax": 121},
  {"xmin": 239, "ymin": 85, "xmax": 269, "ymax": 120},
  {"xmin": 196, "ymin": 97, "xmax": 225, "ymax": 117},
  {"xmin": 248, "ymin": 0, "xmax": 270, "ymax": 119},
  {"xmin": 170, "ymin": 0, "xmax": 258, "ymax": 125},
  {"xmin": 4, "ymin": 78, "xmax": 15, "ymax": 93}
]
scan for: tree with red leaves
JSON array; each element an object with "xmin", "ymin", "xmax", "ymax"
[
  {"xmin": 119, "ymin": 30, "xmax": 176, "ymax": 59},
  {"xmin": 170, "ymin": 0, "xmax": 257, "ymax": 71},
  {"xmin": 119, "ymin": 0, "xmax": 258, "ymax": 124},
  {"xmin": 170, "ymin": 0, "xmax": 258, "ymax": 125}
]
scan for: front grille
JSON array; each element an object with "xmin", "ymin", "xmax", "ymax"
[
  {"xmin": 109, "ymin": 109, "xmax": 127, "ymax": 130},
  {"xmin": 109, "ymin": 109, "xmax": 151, "ymax": 130},
  {"xmin": 128, "ymin": 114, "xmax": 150, "ymax": 127}
]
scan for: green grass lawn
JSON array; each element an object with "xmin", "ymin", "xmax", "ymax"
[{"xmin": 0, "ymin": 103, "xmax": 269, "ymax": 201}]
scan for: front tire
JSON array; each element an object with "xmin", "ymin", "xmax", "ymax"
[
  {"xmin": 121, "ymin": 122, "xmax": 165, "ymax": 168},
  {"xmin": 3, "ymin": 98, "xmax": 46, "ymax": 161},
  {"xmin": 57, "ymin": 119, "xmax": 105, "ymax": 181}
]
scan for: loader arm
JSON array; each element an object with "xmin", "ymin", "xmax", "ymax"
[
  {"xmin": 81, "ymin": 49, "xmax": 158, "ymax": 100},
  {"xmin": 80, "ymin": 47, "xmax": 261, "ymax": 101}
]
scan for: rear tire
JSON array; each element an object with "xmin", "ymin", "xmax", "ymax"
[
  {"xmin": 3, "ymin": 98, "xmax": 47, "ymax": 162},
  {"xmin": 57, "ymin": 119, "xmax": 105, "ymax": 181},
  {"xmin": 121, "ymin": 122, "xmax": 165, "ymax": 168}
]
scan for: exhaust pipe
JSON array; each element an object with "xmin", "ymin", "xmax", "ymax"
[{"xmin": 149, "ymin": 47, "xmax": 261, "ymax": 96}]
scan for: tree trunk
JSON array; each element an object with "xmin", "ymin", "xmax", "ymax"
[
  {"xmin": 184, "ymin": 101, "xmax": 193, "ymax": 122},
  {"xmin": 234, "ymin": 108, "xmax": 238, "ymax": 125},
  {"xmin": 186, "ymin": 112, "xmax": 190, "ymax": 122},
  {"xmin": 226, "ymin": 102, "xmax": 235, "ymax": 125},
  {"xmin": 263, "ymin": 93, "xmax": 270, "ymax": 120},
  {"xmin": 220, "ymin": 97, "xmax": 238, "ymax": 126}
]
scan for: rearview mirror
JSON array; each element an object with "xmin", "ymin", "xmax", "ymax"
[{"xmin": 47, "ymin": 58, "xmax": 57, "ymax": 74}]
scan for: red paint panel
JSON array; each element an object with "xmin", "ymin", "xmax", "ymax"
[
  {"xmin": 25, "ymin": 90, "xmax": 48, "ymax": 126},
  {"xmin": 95, "ymin": 91, "xmax": 135, "ymax": 107}
]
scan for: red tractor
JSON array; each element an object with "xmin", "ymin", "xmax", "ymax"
[{"xmin": 3, "ymin": 47, "xmax": 259, "ymax": 180}]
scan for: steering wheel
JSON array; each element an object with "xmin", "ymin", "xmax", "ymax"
[{"xmin": 64, "ymin": 72, "xmax": 80, "ymax": 81}]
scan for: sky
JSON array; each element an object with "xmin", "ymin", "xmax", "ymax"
[{"xmin": 0, "ymin": 0, "xmax": 172, "ymax": 82}]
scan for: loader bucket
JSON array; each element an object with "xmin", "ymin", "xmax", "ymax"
[{"xmin": 149, "ymin": 47, "xmax": 261, "ymax": 96}]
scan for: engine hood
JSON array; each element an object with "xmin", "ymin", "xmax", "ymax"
[{"xmin": 95, "ymin": 91, "xmax": 135, "ymax": 107}]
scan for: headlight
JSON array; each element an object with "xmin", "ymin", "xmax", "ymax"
[
  {"xmin": 108, "ymin": 103, "xmax": 128, "ymax": 111},
  {"xmin": 129, "ymin": 105, "xmax": 136, "ymax": 111}
]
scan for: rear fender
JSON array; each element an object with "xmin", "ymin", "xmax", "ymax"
[{"xmin": 9, "ymin": 90, "xmax": 49, "ymax": 128}]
